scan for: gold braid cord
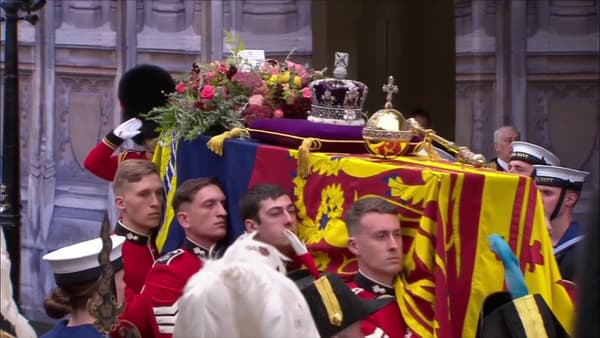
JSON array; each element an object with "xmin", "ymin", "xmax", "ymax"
[
  {"xmin": 407, "ymin": 118, "xmax": 488, "ymax": 167},
  {"xmin": 88, "ymin": 214, "xmax": 138, "ymax": 337}
]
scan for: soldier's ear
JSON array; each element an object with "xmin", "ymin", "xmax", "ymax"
[
  {"xmin": 177, "ymin": 211, "xmax": 190, "ymax": 229},
  {"xmin": 115, "ymin": 196, "xmax": 125, "ymax": 210},
  {"xmin": 244, "ymin": 219, "xmax": 258, "ymax": 232},
  {"xmin": 347, "ymin": 237, "xmax": 359, "ymax": 256}
]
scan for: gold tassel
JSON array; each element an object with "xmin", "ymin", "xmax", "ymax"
[
  {"xmin": 206, "ymin": 128, "xmax": 243, "ymax": 156},
  {"xmin": 422, "ymin": 135, "xmax": 439, "ymax": 161},
  {"xmin": 297, "ymin": 138, "xmax": 321, "ymax": 178}
]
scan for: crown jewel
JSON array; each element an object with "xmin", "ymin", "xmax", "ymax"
[{"xmin": 307, "ymin": 52, "xmax": 368, "ymax": 126}]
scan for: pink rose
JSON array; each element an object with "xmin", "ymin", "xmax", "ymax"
[
  {"xmin": 204, "ymin": 71, "xmax": 216, "ymax": 81},
  {"xmin": 273, "ymin": 109, "xmax": 284, "ymax": 118},
  {"xmin": 301, "ymin": 87, "xmax": 311, "ymax": 98},
  {"xmin": 248, "ymin": 94, "xmax": 264, "ymax": 106},
  {"xmin": 175, "ymin": 82, "xmax": 186, "ymax": 93},
  {"xmin": 199, "ymin": 85, "xmax": 215, "ymax": 100},
  {"xmin": 216, "ymin": 62, "xmax": 229, "ymax": 74}
]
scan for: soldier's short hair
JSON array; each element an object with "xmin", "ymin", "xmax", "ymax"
[
  {"xmin": 172, "ymin": 177, "xmax": 222, "ymax": 212},
  {"xmin": 345, "ymin": 197, "xmax": 399, "ymax": 236},
  {"xmin": 112, "ymin": 159, "xmax": 160, "ymax": 194},
  {"xmin": 239, "ymin": 184, "xmax": 288, "ymax": 222}
]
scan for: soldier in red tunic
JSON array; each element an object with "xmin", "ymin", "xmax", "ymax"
[
  {"xmin": 84, "ymin": 64, "xmax": 175, "ymax": 181},
  {"xmin": 344, "ymin": 196, "xmax": 414, "ymax": 338},
  {"xmin": 118, "ymin": 177, "xmax": 227, "ymax": 338},
  {"xmin": 111, "ymin": 159, "xmax": 164, "ymax": 300}
]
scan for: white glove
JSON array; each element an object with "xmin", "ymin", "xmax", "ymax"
[
  {"xmin": 113, "ymin": 117, "xmax": 142, "ymax": 140},
  {"xmin": 283, "ymin": 229, "xmax": 308, "ymax": 255}
]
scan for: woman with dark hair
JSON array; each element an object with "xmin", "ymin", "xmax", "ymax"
[{"xmin": 40, "ymin": 235, "xmax": 125, "ymax": 338}]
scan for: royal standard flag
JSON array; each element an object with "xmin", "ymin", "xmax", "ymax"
[
  {"xmin": 248, "ymin": 147, "xmax": 574, "ymax": 338},
  {"xmin": 160, "ymin": 136, "xmax": 574, "ymax": 337}
]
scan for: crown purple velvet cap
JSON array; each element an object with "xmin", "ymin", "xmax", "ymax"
[
  {"xmin": 249, "ymin": 118, "xmax": 366, "ymax": 153},
  {"xmin": 311, "ymin": 79, "xmax": 367, "ymax": 108}
]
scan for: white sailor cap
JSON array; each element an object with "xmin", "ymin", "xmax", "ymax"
[
  {"xmin": 510, "ymin": 141, "xmax": 560, "ymax": 166},
  {"xmin": 43, "ymin": 235, "xmax": 125, "ymax": 286},
  {"xmin": 533, "ymin": 165, "xmax": 589, "ymax": 191}
]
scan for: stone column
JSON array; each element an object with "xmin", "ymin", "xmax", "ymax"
[
  {"xmin": 454, "ymin": 0, "xmax": 472, "ymax": 36},
  {"xmin": 54, "ymin": 0, "xmax": 63, "ymax": 29},
  {"xmin": 136, "ymin": 0, "xmax": 145, "ymax": 33},
  {"xmin": 200, "ymin": 0, "xmax": 223, "ymax": 62},
  {"xmin": 471, "ymin": 0, "xmax": 487, "ymax": 32},
  {"xmin": 509, "ymin": 0, "xmax": 528, "ymax": 137},
  {"xmin": 21, "ymin": 2, "xmax": 58, "ymax": 320},
  {"xmin": 495, "ymin": 1, "xmax": 510, "ymax": 129},
  {"xmin": 109, "ymin": 0, "xmax": 118, "ymax": 31},
  {"xmin": 484, "ymin": 0, "xmax": 496, "ymax": 36},
  {"xmin": 527, "ymin": 0, "xmax": 538, "ymax": 37},
  {"xmin": 151, "ymin": 0, "xmax": 186, "ymax": 32},
  {"xmin": 226, "ymin": 0, "xmax": 244, "ymax": 35},
  {"xmin": 116, "ymin": 0, "xmax": 138, "ymax": 75},
  {"xmin": 192, "ymin": 0, "xmax": 202, "ymax": 35},
  {"xmin": 241, "ymin": 0, "xmax": 298, "ymax": 34}
]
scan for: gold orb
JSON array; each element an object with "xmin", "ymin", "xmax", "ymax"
[{"xmin": 362, "ymin": 108, "xmax": 413, "ymax": 158}]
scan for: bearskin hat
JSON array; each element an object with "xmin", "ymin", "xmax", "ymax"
[{"xmin": 118, "ymin": 64, "xmax": 175, "ymax": 145}]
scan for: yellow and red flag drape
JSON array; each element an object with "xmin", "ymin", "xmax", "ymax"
[
  {"xmin": 248, "ymin": 148, "xmax": 574, "ymax": 338},
  {"xmin": 157, "ymin": 136, "xmax": 573, "ymax": 337}
]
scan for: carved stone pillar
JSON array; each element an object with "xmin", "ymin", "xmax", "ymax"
[
  {"xmin": 241, "ymin": 0, "xmax": 298, "ymax": 34},
  {"xmin": 109, "ymin": 0, "xmax": 118, "ymax": 31},
  {"xmin": 193, "ymin": 0, "xmax": 202, "ymax": 35},
  {"xmin": 151, "ymin": 0, "xmax": 186, "ymax": 32},
  {"xmin": 67, "ymin": 0, "xmax": 104, "ymax": 28},
  {"xmin": 484, "ymin": 0, "xmax": 496, "ymax": 36},
  {"xmin": 471, "ymin": 0, "xmax": 487, "ymax": 32},
  {"xmin": 454, "ymin": 0, "xmax": 472, "ymax": 36},
  {"xmin": 549, "ymin": 0, "xmax": 598, "ymax": 35},
  {"xmin": 509, "ymin": 1, "xmax": 528, "ymax": 137},
  {"xmin": 137, "ymin": 0, "xmax": 145, "ymax": 33},
  {"xmin": 296, "ymin": 0, "xmax": 311, "ymax": 28},
  {"xmin": 20, "ymin": 2, "xmax": 58, "ymax": 320},
  {"xmin": 54, "ymin": 0, "xmax": 63, "ymax": 29},
  {"xmin": 527, "ymin": 0, "xmax": 538, "ymax": 37},
  {"xmin": 223, "ymin": 1, "xmax": 231, "ymax": 32}
]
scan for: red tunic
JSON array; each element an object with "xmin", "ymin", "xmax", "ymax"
[
  {"xmin": 114, "ymin": 221, "xmax": 159, "ymax": 301},
  {"xmin": 347, "ymin": 271, "xmax": 413, "ymax": 338},
  {"xmin": 118, "ymin": 238, "xmax": 213, "ymax": 338},
  {"xmin": 84, "ymin": 135, "xmax": 147, "ymax": 181}
]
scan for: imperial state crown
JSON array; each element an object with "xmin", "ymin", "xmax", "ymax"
[{"xmin": 307, "ymin": 52, "xmax": 368, "ymax": 126}]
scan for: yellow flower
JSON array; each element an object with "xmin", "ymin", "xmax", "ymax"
[
  {"xmin": 278, "ymin": 71, "xmax": 290, "ymax": 83},
  {"xmin": 268, "ymin": 74, "xmax": 279, "ymax": 85},
  {"xmin": 293, "ymin": 76, "xmax": 301, "ymax": 87}
]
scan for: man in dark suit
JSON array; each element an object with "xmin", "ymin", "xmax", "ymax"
[{"xmin": 488, "ymin": 126, "xmax": 520, "ymax": 171}]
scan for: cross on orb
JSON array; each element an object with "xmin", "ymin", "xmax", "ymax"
[{"xmin": 382, "ymin": 76, "xmax": 398, "ymax": 109}]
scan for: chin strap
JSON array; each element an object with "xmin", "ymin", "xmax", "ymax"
[{"xmin": 549, "ymin": 188, "xmax": 567, "ymax": 221}]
